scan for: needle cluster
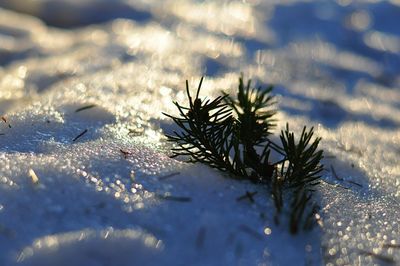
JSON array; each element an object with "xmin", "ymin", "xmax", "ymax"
[{"xmin": 163, "ymin": 76, "xmax": 324, "ymax": 234}]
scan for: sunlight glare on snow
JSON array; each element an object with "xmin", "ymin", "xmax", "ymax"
[
  {"xmin": 16, "ymin": 228, "xmax": 163, "ymax": 265},
  {"xmin": 0, "ymin": 0, "xmax": 400, "ymax": 265}
]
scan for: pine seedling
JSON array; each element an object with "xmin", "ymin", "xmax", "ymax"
[
  {"xmin": 224, "ymin": 76, "xmax": 278, "ymax": 182},
  {"xmin": 224, "ymin": 76, "xmax": 276, "ymax": 144},
  {"xmin": 276, "ymin": 124, "xmax": 323, "ymax": 233},
  {"xmin": 162, "ymin": 78, "xmax": 246, "ymax": 177},
  {"xmin": 163, "ymin": 76, "xmax": 324, "ymax": 234}
]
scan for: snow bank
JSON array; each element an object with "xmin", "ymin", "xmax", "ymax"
[{"xmin": 1, "ymin": 1, "xmax": 399, "ymax": 265}]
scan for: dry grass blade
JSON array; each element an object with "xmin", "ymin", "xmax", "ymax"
[
  {"xmin": 73, "ymin": 129, "xmax": 88, "ymax": 142},
  {"xmin": 75, "ymin": 104, "xmax": 97, "ymax": 112}
]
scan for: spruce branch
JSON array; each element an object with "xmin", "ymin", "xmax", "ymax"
[
  {"xmin": 224, "ymin": 75, "xmax": 277, "ymax": 182},
  {"xmin": 279, "ymin": 124, "xmax": 323, "ymax": 189},
  {"xmin": 224, "ymin": 75, "xmax": 276, "ymax": 145},
  {"xmin": 163, "ymin": 76, "xmax": 324, "ymax": 234},
  {"xmin": 275, "ymin": 124, "xmax": 323, "ymax": 233},
  {"xmin": 163, "ymin": 78, "xmax": 246, "ymax": 177}
]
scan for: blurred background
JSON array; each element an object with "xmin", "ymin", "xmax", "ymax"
[{"xmin": 1, "ymin": 0, "xmax": 399, "ymax": 128}]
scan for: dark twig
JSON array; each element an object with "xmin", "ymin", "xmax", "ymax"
[
  {"xmin": 382, "ymin": 243, "xmax": 400, "ymax": 249},
  {"xmin": 72, "ymin": 129, "xmax": 88, "ymax": 142},
  {"xmin": 347, "ymin": 180, "xmax": 363, "ymax": 187},
  {"xmin": 158, "ymin": 172, "xmax": 181, "ymax": 180},
  {"xmin": 120, "ymin": 149, "xmax": 132, "ymax": 159},
  {"xmin": 128, "ymin": 128, "xmax": 144, "ymax": 136},
  {"xmin": 236, "ymin": 191, "xmax": 258, "ymax": 203},
  {"xmin": 154, "ymin": 194, "xmax": 192, "ymax": 202},
  {"xmin": 330, "ymin": 165, "xmax": 343, "ymax": 181},
  {"xmin": 75, "ymin": 104, "xmax": 97, "ymax": 113},
  {"xmin": 330, "ymin": 165, "xmax": 362, "ymax": 188},
  {"xmin": 1, "ymin": 116, "xmax": 11, "ymax": 128}
]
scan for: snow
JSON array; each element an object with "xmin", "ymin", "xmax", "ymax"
[{"xmin": 0, "ymin": 0, "xmax": 400, "ymax": 265}]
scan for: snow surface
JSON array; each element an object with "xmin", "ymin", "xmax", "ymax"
[{"xmin": 0, "ymin": 0, "xmax": 400, "ymax": 265}]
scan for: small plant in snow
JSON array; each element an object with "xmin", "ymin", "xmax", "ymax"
[{"xmin": 163, "ymin": 75, "xmax": 324, "ymax": 234}]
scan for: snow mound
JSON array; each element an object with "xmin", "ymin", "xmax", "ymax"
[
  {"xmin": 1, "ymin": 1, "xmax": 400, "ymax": 265},
  {"xmin": 17, "ymin": 227, "xmax": 163, "ymax": 266}
]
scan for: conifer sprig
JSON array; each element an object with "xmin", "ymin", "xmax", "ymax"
[
  {"xmin": 223, "ymin": 76, "xmax": 278, "ymax": 181},
  {"xmin": 163, "ymin": 76, "xmax": 324, "ymax": 234},
  {"xmin": 279, "ymin": 124, "xmax": 323, "ymax": 189},
  {"xmin": 163, "ymin": 78, "xmax": 246, "ymax": 177},
  {"xmin": 275, "ymin": 124, "xmax": 323, "ymax": 233},
  {"xmin": 224, "ymin": 76, "xmax": 276, "ymax": 145}
]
